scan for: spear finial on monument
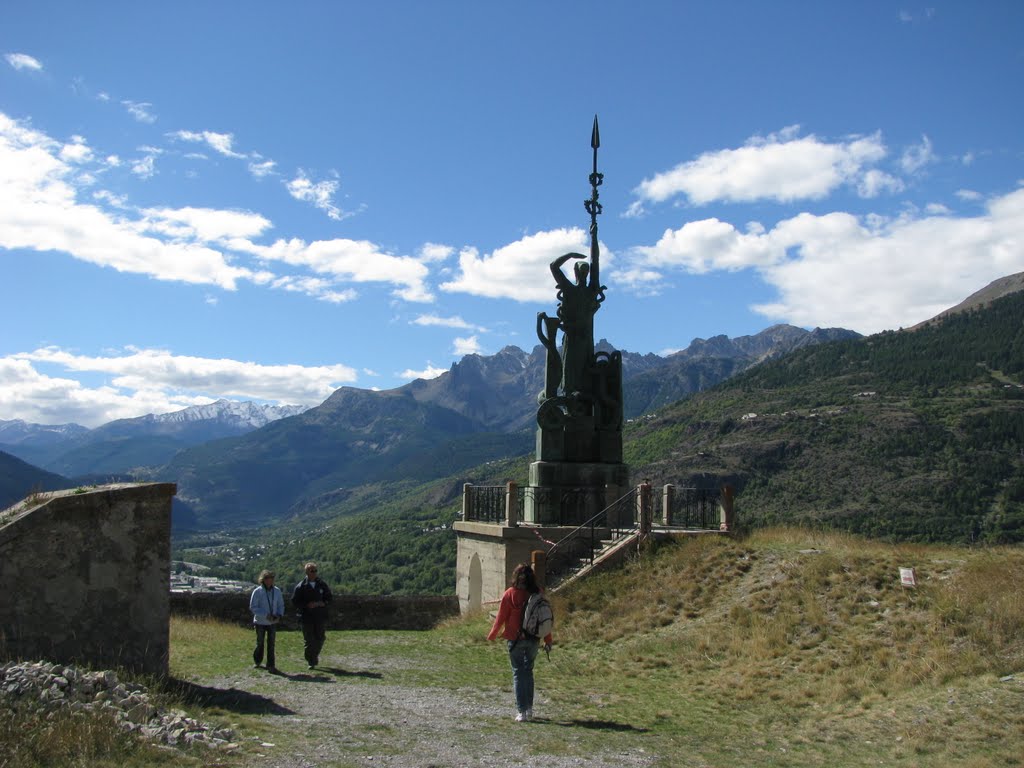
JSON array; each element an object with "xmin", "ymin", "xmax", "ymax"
[{"xmin": 585, "ymin": 114, "xmax": 603, "ymax": 286}]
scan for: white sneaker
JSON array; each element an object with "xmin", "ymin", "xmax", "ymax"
[{"xmin": 515, "ymin": 712, "xmax": 526, "ymax": 722}]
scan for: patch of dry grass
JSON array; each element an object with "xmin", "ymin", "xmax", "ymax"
[
  {"xmin": 547, "ymin": 528, "xmax": 1024, "ymax": 766},
  {"xmin": 0, "ymin": 701, "xmax": 185, "ymax": 768}
]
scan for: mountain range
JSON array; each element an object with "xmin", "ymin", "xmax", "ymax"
[
  {"xmin": 169, "ymin": 275, "xmax": 1024, "ymax": 594},
  {"xmin": 5, "ymin": 272, "xmax": 1024, "ymax": 593},
  {"xmin": 0, "ymin": 324, "xmax": 857, "ymax": 519},
  {"xmin": 5, "ymin": 269, "xmax": 1024, "ymax": 554},
  {"xmin": 0, "ymin": 400, "xmax": 307, "ymax": 479}
]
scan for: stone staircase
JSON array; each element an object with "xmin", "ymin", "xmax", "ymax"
[{"xmin": 547, "ymin": 529, "xmax": 641, "ymax": 592}]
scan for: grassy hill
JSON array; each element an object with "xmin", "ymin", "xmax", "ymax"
[{"xmin": 12, "ymin": 530, "xmax": 1023, "ymax": 767}]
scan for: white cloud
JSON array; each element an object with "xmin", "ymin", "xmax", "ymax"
[
  {"xmin": 412, "ymin": 314, "xmax": 484, "ymax": 331},
  {"xmin": 270, "ymin": 275, "xmax": 358, "ymax": 303},
  {"xmin": 611, "ymin": 266, "xmax": 665, "ymax": 296},
  {"xmin": 0, "ymin": 357, "xmax": 202, "ymax": 428},
  {"xmin": 418, "ymin": 242, "xmax": 454, "ymax": 262},
  {"xmin": 440, "ymin": 228, "xmax": 592, "ymax": 302},
  {"xmin": 0, "ymin": 112, "xmax": 434, "ymax": 308},
  {"xmin": 4, "ymin": 53, "xmax": 42, "ymax": 71},
  {"xmin": 139, "ymin": 206, "xmax": 272, "ymax": 243},
  {"xmin": 92, "ymin": 189, "xmax": 127, "ymax": 208},
  {"xmin": 634, "ymin": 127, "xmax": 889, "ymax": 205},
  {"xmin": 130, "ymin": 148, "xmax": 160, "ymax": 179},
  {"xmin": 632, "ymin": 218, "xmax": 777, "ymax": 274},
  {"xmin": 0, "ymin": 112, "xmax": 263, "ymax": 290},
  {"xmin": 286, "ymin": 170, "xmax": 346, "ymax": 220},
  {"xmin": 122, "ymin": 100, "xmax": 157, "ymax": 124},
  {"xmin": 248, "ymin": 157, "xmax": 277, "ymax": 178},
  {"xmin": 230, "ymin": 235, "xmax": 433, "ymax": 302},
  {"xmin": 626, "ymin": 187, "xmax": 1024, "ymax": 333},
  {"xmin": 398, "ymin": 364, "xmax": 447, "ymax": 381},
  {"xmin": 1, "ymin": 347, "xmax": 357, "ymax": 427},
  {"xmin": 900, "ymin": 135, "xmax": 935, "ymax": 174},
  {"xmin": 622, "ymin": 200, "xmax": 647, "ymax": 219},
  {"xmin": 858, "ymin": 169, "xmax": 905, "ymax": 198},
  {"xmin": 131, "ymin": 156, "xmax": 155, "ymax": 178},
  {"xmin": 956, "ymin": 189, "xmax": 982, "ymax": 202},
  {"xmin": 452, "ymin": 336, "xmax": 482, "ymax": 356},
  {"xmin": 171, "ymin": 129, "xmax": 246, "ymax": 159},
  {"xmin": 59, "ymin": 136, "xmax": 93, "ymax": 164}
]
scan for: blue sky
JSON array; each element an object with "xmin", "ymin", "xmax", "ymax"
[{"xmin": 2, "ymin": 2, "xmax": 1023, "ymax": 428}]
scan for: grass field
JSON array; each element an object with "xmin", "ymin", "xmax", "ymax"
[{"xmin": 4, "ymin": 529, "xmax": 1023, "ymax": 767}]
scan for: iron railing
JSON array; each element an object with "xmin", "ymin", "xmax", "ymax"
[
  {"xmin": 543, "ymin": 488, "xmax": 640, "ymax": 585},
  {"xmin": 462, "ymin": 485, "xmax": 507, "ymax": 523},
  {"xmin": 660, "ymin": 486, "xmax": 721, "ymax": 529},
  {"xmin": 463, "ymin": 484, "xmax": 629, "ymax": 527}
]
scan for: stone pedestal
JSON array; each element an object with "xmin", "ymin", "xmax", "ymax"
[
  {"xmin": 524, "ymin": 460, "xmax": 630, "ymax": 526},
  {"xmin": 454, "ymin": 521, "xmax": 569, "ymax": 613}
]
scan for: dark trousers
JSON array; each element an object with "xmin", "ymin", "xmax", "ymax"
[
  {"xmin": 253, "ymin": 624, "xmax": 277, "ymax": 668},
  {"xmin": 302, "ymin": 620, "xmax": 326, "ymax": 666}
]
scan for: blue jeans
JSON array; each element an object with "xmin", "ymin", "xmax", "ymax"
[{"xmin": 507, "ymin": 638, "xmax": 539, "ymax": 713}]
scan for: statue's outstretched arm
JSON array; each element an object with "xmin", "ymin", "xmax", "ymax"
[{"xmin": 550, "ymin": 252, "xmax": 586, "ymax": 288}]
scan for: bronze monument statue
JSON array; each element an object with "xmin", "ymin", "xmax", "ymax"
[{"xmin": 532, "ymin": 116, "xmax": 625, "ymax": 477}]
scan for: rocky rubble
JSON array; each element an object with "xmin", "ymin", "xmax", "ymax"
[{"xmin": 0, "ymin": 660, "xmax": 238, "ymax": 751}]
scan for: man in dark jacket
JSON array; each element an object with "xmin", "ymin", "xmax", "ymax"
[{"xmin": 292, "ymin": 562, "xmax": 333, "ymax": 669}]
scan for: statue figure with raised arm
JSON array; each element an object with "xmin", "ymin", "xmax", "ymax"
[
  {"xmin": 550, "ymin": 252, "xmax": 604, "ymax": 398},
  {"xmin": 523, "ymin": 115, "xmax": 629, "ymax": 522}
]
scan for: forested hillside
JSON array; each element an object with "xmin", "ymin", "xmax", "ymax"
[{"xmin": 627, "ymin": 289, "xmax": 1024, "ymax": 543}]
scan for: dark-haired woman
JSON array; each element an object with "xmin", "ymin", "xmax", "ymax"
[{"xmin": 487, "ymin": 563, "xmax": 553, "ymax": 721}]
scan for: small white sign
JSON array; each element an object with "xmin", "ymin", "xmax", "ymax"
[{"xmin": 899, "ymin": 567, "xmax": 917, "ymax": 587}]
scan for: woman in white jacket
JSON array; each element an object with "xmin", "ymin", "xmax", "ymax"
[{"xmin": 249, "ymin": 570, "xmax": 285, "ymax": 672}]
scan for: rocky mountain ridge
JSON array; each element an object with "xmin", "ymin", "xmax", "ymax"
[{"xmin": 0, "ymin": 399, "xmax": 309, "ymax": 477}]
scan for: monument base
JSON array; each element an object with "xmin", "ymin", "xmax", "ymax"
[{"xmin": 525, "ymin": 460, "xmax": 631, "ymax": 526}]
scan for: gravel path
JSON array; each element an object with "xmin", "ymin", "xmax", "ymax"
[{"xmin": 193, "ymin": 647, "xmax": 657, "ymax": 768}]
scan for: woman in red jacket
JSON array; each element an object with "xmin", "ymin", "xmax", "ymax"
[{"xmin": 487, "ymin": 563, "xmax": 553, "ymax": 721}]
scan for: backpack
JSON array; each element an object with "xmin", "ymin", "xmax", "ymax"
[{"xmin": 521, "ymin": 591, "xmax": 554, "ymax": 640}]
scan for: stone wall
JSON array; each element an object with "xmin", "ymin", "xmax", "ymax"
[
  {"xmin": 452, "ymin": 521, "xmax": 566, "ymax": 613},
  {"xmin": 170, "ymin": 592, "xmax": 458, "ymax": 631},
  {"xmin": 0, "ymin": 483, "xmax": 175, "ymax": 676}
]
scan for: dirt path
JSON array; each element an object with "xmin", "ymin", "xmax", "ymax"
[{"xmin": 192, "ymin": 646, "xmax": 656, "ymax": 768}]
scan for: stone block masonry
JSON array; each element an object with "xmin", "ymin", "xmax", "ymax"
[{"xmin": 0, "ymin": 483, "xmax": 175, "ymax": 676}]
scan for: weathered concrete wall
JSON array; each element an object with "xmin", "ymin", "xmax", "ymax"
[
  {"xmin": 0, "ymin": 483, "xmax": 175, "ymax": 676},
  {"xmin": 170, "ymin": 592, "xmax": 458, "ymax": 630}
]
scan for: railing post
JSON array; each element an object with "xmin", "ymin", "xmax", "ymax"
[
  {"xmin": 662, "ymin": 484, "xmax": 674, "ymax": 526},
  {"xmin": 505, "ymin": 481, "xmax": 519, "ymax": 527},
  {"xmin": 532, "ymin": 549, "xmax": 547, "ymax": 590},
  {"xmin": 462, "ymin": 483, "xmax": 472, "ymax": 521},
  {"xmin": 638, "ymin": 481, "xmax": 653, "ymax": 537},
  {"xmin": 720, "ymin": 484, "xmax": 735, "ymax": 532}
]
